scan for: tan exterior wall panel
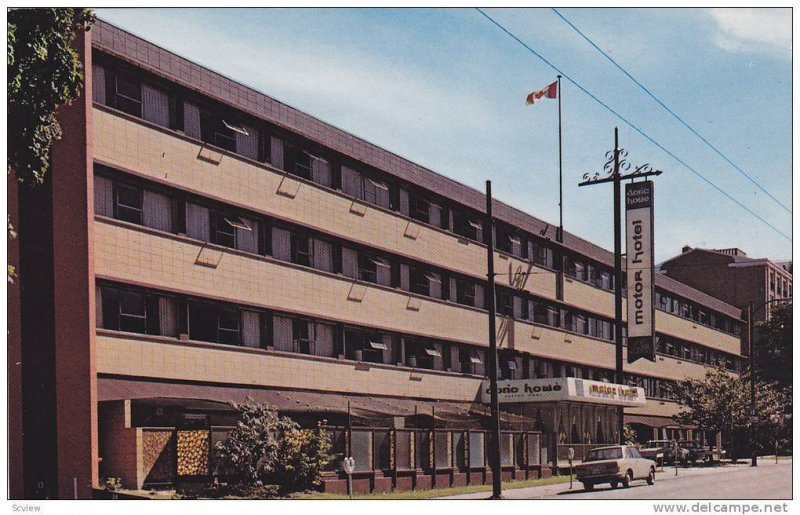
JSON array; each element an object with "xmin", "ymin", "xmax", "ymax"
[
  {"xmin": 93, "ymin": 109, "xmax": 557, "ymax": 301},
  {"xmin": 95, "ymin": 220, "xmax": 491, "ymax": 345},
  {"xmin": 96, "ymin": 334, "xmax": 483, "ymax": 402},
  {"xmin": 562, "ymin": 278, "xmax": 620, "ymax": 318},
  {"xmin": 656, "ymin": 311, "xmax": 741, "ymax": 355},
  {"xmin": 509, "ymin": 321, "xmax": 712, "ymax": 382}
]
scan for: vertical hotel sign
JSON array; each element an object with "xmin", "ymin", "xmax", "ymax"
[{"xmin": 626, "ymin": 181, "xmax": 656, "ymax": 363}]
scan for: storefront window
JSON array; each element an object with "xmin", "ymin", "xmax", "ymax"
[
  {"xmin": 434, "ymin": 431, "xmax": 451, "ymax": 468},
  {"xmin": 469, "ymin": 432, "xmax": 485, "ymax": 468},
  {"xmin": 351, "ymin": 430, "xmax": 373, "ymax": 472}
]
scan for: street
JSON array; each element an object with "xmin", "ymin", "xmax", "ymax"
[{"xmin": 441, "ymin": 460, "xmax": 792, "ymax": 500}]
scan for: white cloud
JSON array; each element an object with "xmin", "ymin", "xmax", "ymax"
[{"xmin": 707, "ymin": 8, "xmax": 791, "ymax": 57}]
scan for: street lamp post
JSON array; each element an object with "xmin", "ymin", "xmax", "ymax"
[{"xmin": 747, "ymin": 297, "xmax": 790, "ymax": 467}]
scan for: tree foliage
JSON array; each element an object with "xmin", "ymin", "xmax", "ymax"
[
  {"xmin": 755, "ymin": 302, "xmax": 792, "ymax": 391},
  {"xmin": 8, "ymin": 8, "xmax": 95, "ymax": 184},
  {"xmin": 214, "ymin": 401, "xmax": 332, "ymax": 496},
  {"xmin": 670, "ymin": 366, "xmax": 791, "ymax": 456}
]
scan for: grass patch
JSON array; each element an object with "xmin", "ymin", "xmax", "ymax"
[{"xmin": 295, "ymin": 474, "xmax": 571, "ymax": 500}]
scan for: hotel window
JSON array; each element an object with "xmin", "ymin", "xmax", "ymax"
[
  {"xmin": 111, "ymin": 73, "xmax": 142, "ymax": 117},
  {"xmin": 452, "ymin": 278, "xmax": 476, "ymax": 307},
  {"xmin": 409, "ymin": 267, "xmax": 442, "ymax": 299},
  {"xmin": 530, "ymin": 241, "xmax": 554, "ymax": 269},
  {"xmin": 188, "ymin": 301, "xmax": 241, "ymax": 346},
  {"xmin": 292, "ymin": 319, "xmax": 313, "ymax": 355},
  {"xmin": 452, "ymin": 209, "xmax": 483, "ymax": 242},
  {"xmin": 345, "ymin": 330, "xmax": 388, "ymax": 364},
  {"xmin": 210, "ymin": 212, "xmax": 237, "ymax": 249},
  {"xmin": 341, "ymin": 166, "xmax": 392, "ymax": 209},
  {"xmin": 405, "ymin": 340, "xmax": 442, "ymax": 370},
  {"xmin": 114, "ymin": 182, "xmax": 143, "ymax": 225},
  {"xmin": 498, "ymin": 292, "xmax": 514, "ymax": 317},
  {"xmin": 357, "ymin": 253, "xmax": 390, "ymax": 285},
  {"xmin": 96, "ymin": 284, "xmax": 177, "ymax": 337},
  {"xmin": 291, "ymin": 233, "xmax": 314, "ymax": 267},
  {"xmin": 460, "ymin": 348, "xmax": 485, "ymax": 376},
  {"xmin": 409, "ymin": 195, "xmax": 430, "ymax": 224}
]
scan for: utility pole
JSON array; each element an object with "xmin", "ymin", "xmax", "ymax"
[
  {"xmin": 749, "ymin": 301, "xmax": 757, "ymax": 467},
  {"xmin": 485, "ymin": 180, "xmax": 502, "ymax": 499},
  {"xmin": 579, "ymin": 128, "xmax": 662, "ymax": 444}
]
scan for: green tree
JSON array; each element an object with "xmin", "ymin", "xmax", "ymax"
[
  {"xmin": 754, "ymin": 302, "xmax": 792, "ymax": 391},
  {"xmin": 623, "ymin": 424, "xmax": 638, "ymax": 445},
  {"xmin": 214, "ymin": 400, "xmax": 331, "ymax": 496},
  {"xmin": 8, "ymin": 8, "xmax": 94, "ymax": 184},
  {"xmin": 7, "ymin": 8, "xmax": 95, "ymax": 282},
  {"xmin": 670, "ymin": 366, "xmax": 790, "ymax": 457}
]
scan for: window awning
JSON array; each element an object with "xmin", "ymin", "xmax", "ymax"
[
  {"xmin": 625, "ymin": 414, "xmax": 691, "ymax": 429},
  {"xmin": 96, "ymin": 377, "xmax": 532, "ymax": 428}
]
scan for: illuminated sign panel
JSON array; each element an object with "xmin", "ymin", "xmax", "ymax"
[{"xmin": 481, "ymin": 378, "xmax": 646, "ymax": 407}]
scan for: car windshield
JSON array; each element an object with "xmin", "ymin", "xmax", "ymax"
[{"xmin": 584, "ymin": 448, "xmax": 623, "ymax": 462}]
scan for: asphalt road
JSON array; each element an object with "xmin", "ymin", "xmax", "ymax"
[{"xmin": 441, "ymin": 459, "xmax": 792, "ymax": 500}]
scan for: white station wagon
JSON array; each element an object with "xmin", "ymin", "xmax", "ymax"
[{"xmin": 575, "ymin": 445, "xmax": 656, "ymax": 491}]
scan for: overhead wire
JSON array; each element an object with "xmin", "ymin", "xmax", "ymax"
[
  {"xmin": 550, "ymin": 7, "xmax": 791, "ymax": 215},
  {"xmin": 473, "ymin": 8, "xmax": 791, "ymax": 243}
]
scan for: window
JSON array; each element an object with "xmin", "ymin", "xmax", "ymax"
[
  {"xmin": 345, "ymin": 330, "xmax": 386, "ymax": 364},
  {"xmin": 292, "ymin": 234, "xmax": 314, "ymax": 267},
  {"xmin": 292, "ymin": 319, "xmax": 313, "ymax": 354},
  {"xmin": 405, "ymin": 340, "xmax": 440, "ymax": 370},
  {"xmin": 530, "ymin": 241, "xmax": 553, "ymax": 268},
  {"xmin": 113, "ymin": 74, "xmax": 142, "ymax": 117},
  {"xmin": 357, "ymin": 254, "xmax": 379, "ymax": 283},
  {"xmin": 210, "ymin": 212, "xmax": 237, "ymax": 249},
  {"xmin": 115, "ymin": 183, "xmax": 143, "ymax": 224},
  {"xmin": 498, "ymin": 292, "xmax": 514, "ymax": 317},
  {"xmin": 455, "ymin": 279, "xmax": 476, "ymax": 307},
  {"xmin": 217, "ymin": 308, "xmax": 240, "ymax": 345},
  {"xmin": 119, "ymin": 290, "xmax": 146, "ymax": 333},
  {"xmin": 410, "ymin": 267, "xmax": 432, "ymax": 296},
  {"xmin": 409, "ymin": 195, "xmax": 430, "ymax": 224},
  {"xmin": 98, "ymin": 284, "xmax": 173, "ymax": 337},
  {"xmin": 452, "ymin": 209, "xmax": 482, "ymax": 242},
  {"xmin": 188, "ymin": 301, "xmax": 241, "ymax": 346}
]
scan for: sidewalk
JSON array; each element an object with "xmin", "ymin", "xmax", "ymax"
[{"xmin": 437, "ymin": 460, "xmax": 789, "ymax": 499}]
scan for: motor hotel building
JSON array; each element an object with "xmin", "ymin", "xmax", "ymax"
[{"xmin": 7, "ymin": 20, "xmax": 747, "ymax": 498}]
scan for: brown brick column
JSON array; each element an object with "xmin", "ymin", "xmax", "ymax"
[{"xmin": 50, "ymin": 26, "xmax": 98, "ymax": 498}]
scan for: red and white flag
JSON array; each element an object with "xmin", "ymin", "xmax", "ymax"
[{"xmin": 526, "ymin": 81, "xmax": 558, "ymax": 106}]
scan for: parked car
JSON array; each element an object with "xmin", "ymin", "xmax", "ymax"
[
  {"xmin": 678, "ymin": 440, "xmax": 707, "ymax": 464},
  {"xmin": 576, "ymin": 445, "xmax": 656, "ymax": 490},
  {"xmin": 639, "ymin": 440, "xmax": 689, "ymax": 464}
]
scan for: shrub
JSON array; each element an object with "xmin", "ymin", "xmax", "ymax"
[{"xmin": 213, "ymin": 400, "xmax": 332, "ymax": 495}]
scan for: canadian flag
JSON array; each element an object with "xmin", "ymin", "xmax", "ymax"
[{"xmin": 526, "ymin": 81, "xmax": 558, "ymax": 106}]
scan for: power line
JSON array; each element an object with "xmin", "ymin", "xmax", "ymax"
[
  {"xmin": 473, "ymin": 8, "xmax": 791, "ymax": 243},
  {"xmin": 550, "ymin": 8, "xmax": 791, "ymax": 216}
]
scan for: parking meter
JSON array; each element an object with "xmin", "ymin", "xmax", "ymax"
[
  {"xmin": 342, "ymin": 457, "xmax": 356, "ymax": 499},
  {"xmin": 568, "ymin": 447, "xmax": 575, "ymax": 489},
  {"xmin": 672, "ymin": 441, "xmax": 678, "ymax": 476}
]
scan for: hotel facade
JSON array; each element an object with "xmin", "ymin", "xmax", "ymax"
[{"xmin": 7, "ymin": 20, "xmax": 747, "ymax": 498}]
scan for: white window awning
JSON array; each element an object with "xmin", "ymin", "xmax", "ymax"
[
  {"xmin": 224, "ymin": 216, "xmax": 252, "ymax": 231},
  {"xmin": 222, "ymin": 120, "xmax": 249, "ymax": 136},
  {"xmin": 368, "ymin": 340, "xmax": 388, "ymax": 350}
]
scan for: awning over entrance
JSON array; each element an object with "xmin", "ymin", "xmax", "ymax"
[
  {"xmin": 625, "ymin": 414, "xmax": 691, "ymax": 429},
  {"xmin": 481, "ymin": 377, "xmax": 647, "ymax": 407},
  {"xmin": 97, "ymin": 377, "xmax": 534, "ymax": 428}
]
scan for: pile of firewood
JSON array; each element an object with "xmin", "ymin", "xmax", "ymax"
[{"xmin": 176, "ymin": 430, "xmax": 209, "ymax": 476}]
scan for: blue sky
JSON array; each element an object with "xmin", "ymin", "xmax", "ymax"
[{"xmin": 95, "ymin": 7, "xmax": 792, "ymax": 263}]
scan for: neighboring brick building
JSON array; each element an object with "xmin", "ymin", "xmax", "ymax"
[
  {"xmin": 660, "ymin": 246, "xmax": 792, "ymax": 324},
  {"xmin": 8, "ymin": 20, "xmax": 748, "ymax": 498}
]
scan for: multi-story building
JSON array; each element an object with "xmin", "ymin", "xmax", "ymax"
[
  {"xmin": 661, "ymin": 246, "xmax": 792, "ymax": 323},
  {"xmin": 7, "ymin": 20, "xmax": 747, "ymax": 498}
]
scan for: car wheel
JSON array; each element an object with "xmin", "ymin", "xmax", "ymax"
[
  {"xmin": 610, "ymin": 480, "xmax": 619, "ymax": 489},
  {"xmin": 646, "ymin": 468, "xmax": 655, "ymax": 485},
  {"xmin": 582, "ymin": 482, "xmax": 594, "ymax": 491},
  {"xmin": 622, "ymin": 471, "xmax": 632, "ymax": 488}
]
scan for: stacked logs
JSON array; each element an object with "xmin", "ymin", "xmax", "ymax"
[{"xmin": 176, "ymin": 430, "xmax": 209, "ymax": 476}]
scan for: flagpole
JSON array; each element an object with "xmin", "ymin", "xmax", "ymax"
[{"xmin": 557, "ymin": 74, "xmax": 563, "ymax": 243}]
